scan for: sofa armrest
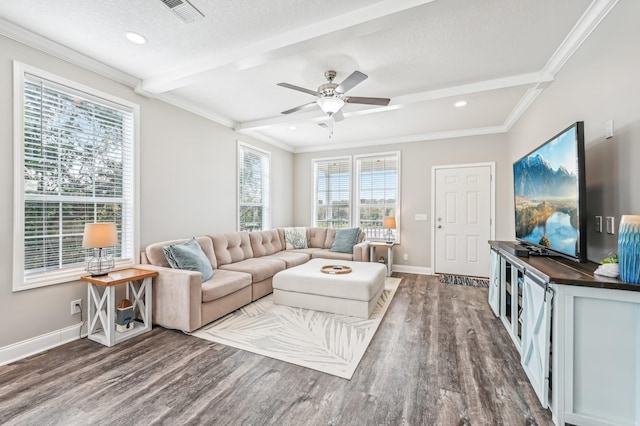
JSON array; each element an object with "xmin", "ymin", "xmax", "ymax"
[
  {"xmin": 138, "ymin": 264, "xmax": 203, "ymax": 333},
  {"xmin": 353, "ymin": 240, "xmax": 370, "ymax": 262}
]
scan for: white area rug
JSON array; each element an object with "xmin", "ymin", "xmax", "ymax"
[{"xmin": 191, "ymin": 277, "xmax": 401, "ymax": 379}]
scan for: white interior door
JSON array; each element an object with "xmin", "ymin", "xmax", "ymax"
[{"xmin": 433, "ymin": 165, "xmax": 492, "ymax": 277}]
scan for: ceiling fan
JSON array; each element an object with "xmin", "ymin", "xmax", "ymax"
[{"xmin": 277, "ymin": 70, "xmax": 390, "ymax": 122}]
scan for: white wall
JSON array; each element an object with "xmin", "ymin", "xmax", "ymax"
[
  {"xmin": 0, "ymin": 35, "xmax": 293, "ymax": 348},
  {"xmin": 292, "ymin": 134, "xmax": 512, "ymax": 271},
  {"xmin": 507, "ymin": 0, "xmax": 640, "ymax": 262}
]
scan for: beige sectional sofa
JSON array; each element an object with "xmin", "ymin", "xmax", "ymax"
[{"xmin": 140, "ymin": 227, "xmax": 368, "ymax": 332}]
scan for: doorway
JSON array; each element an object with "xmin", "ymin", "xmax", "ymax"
[{"xmin": 432, "ymin": 163, "xmax": 495, "ymax": 277}]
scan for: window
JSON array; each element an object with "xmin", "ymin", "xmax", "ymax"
[
  {"xmin": 238, "ymin": 142, "xmax": 270, "ymax": 231},
  {"xmin": 355, "ymin": 152, "xmax": 401, "ymax": 241},
  {"xmin": 13, "ymin": 63, "xmax": 138, "ymax": 291},
  {"xmin": 311, "ymin": 153, "xmax": 401, "ymax": 238},
  {"xmin": 313, "ymin": 157, "xmax": 351, "ymax": 229}
]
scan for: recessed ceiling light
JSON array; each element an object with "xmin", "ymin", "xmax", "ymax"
[
  {"xmin": 455, "ymin": 100, "xmax": 467, "ymax": 107},
  {"xmin": 289, "ymin": 126, "xmax": 297, "ymax": 130},
  {"xmin": 125, "ymin": 32, "xmax": 147, "ymax": 45}
]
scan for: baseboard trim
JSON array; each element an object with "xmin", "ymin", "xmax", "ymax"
[
  {"xmin": 0, "ymin": 322, "xmax": 85, "ymax": 366},
  {"xmin": 391, "ymin": 264, "xmax": 433, "ymax": 275}
]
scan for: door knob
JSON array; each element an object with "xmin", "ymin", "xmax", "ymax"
[{"xmin": 437, "ymin": 225, "xmax": 442, "ymax": 229}]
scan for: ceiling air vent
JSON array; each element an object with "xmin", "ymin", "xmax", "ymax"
[{"xmin": 159, "ymin": 0, "xmax": 204, "ymax": 23}]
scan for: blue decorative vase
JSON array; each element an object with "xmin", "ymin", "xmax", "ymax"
[{"xmin": 618, "ymin": 215, "xmax": 640, "ymax": 284}]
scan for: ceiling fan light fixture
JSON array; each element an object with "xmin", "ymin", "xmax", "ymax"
[{"xmin": 317, "ymin": 97, "xmax": 344, "ymax": 115}]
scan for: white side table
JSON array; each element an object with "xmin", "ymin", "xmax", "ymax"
[
  {"xmin": 81, "ymin": 267, "xmax": 158, "ymax": 347},
  {"xmin": 369, "ymin": 242, "xmax": 396, "ymax": 277}
]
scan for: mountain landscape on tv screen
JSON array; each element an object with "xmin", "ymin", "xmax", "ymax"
[
  {"xmin": 514, "ymin": 153, "xmax": 579, "ymax": 256},
  {"xmin": 514, "ymin": 154, "xmax": 576, "ymax": 198}
]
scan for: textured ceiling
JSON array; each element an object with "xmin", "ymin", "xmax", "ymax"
[{"xmin": 0, "ymin": 0, "xmax": 617, "ymax": 152}]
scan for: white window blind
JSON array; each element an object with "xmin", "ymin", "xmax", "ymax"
[
  {"xmin": 313, "ymin": 158, "xmax": 351, "ymax": 229},
  {"xmin": 14, "ymin": 64, "xmax": 137, "ymax": 290},
  {"xmin": 356, "ymin": 152, "xmax": 400, "ymax": 241},
  {"xmin": 238, "ymin": 143, "xmax": 270, "ymax": 231}
]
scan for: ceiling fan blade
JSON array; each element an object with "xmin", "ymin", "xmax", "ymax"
[
  {"xmin": 281, "ymin": 101, "xmax": 318, "ymax": 115},
  {"xmin": 345, "ymin": 96, "xmax": 390, "ymax": 106},
  {"xmin": 277, "ymin": 82, "xmax": 320, "ymax": 97},
  {"xmin": 336, "ymin": 71, "xmax": 367, "ymax": 94},
  {"xmin": 332, "ymin": 110, "xmax": 345, "ymax": 122}
]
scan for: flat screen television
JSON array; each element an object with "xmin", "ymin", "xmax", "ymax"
[{"xmin": 513, "ymin": 121, "xmax": 587, "ymax": 262}]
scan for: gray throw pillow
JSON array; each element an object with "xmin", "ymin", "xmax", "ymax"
[
  {"xmin": 163, "ymin": 238, "xmax": 214, "ymax": 282},
  {"xmin": 330, "ymin": 227, "xmax": 361, "ymax": 254}
]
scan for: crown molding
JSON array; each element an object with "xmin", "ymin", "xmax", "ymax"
[
  {"xmin": 0, "ymin": 18, "xmax": 139, "ymax": 88},
  {"xmin": 235, "ymin": 129, "xmax": 296, "ymax": 153},
  {"xmin": 543, "ymin": 0, "xmax": 619, "ymax": 76}
]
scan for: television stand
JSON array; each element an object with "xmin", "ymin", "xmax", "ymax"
[{"xmin": 488, "ymin": 241, "xmax": 640, "ymax": 426}]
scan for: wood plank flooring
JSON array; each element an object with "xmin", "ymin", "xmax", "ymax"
[{"xmin": 0, "ymin": 273, "xmax": 554, "ymax": 425}]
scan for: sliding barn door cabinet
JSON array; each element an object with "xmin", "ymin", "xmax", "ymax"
[{"xmin": 489, "ymin": 241, "xmax": 640, "ymax": 426}]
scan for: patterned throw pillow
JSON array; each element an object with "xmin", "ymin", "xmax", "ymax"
[
  {"xmin": 284, "ymin": 227, "xmax": 308, "ymax": 249},
  {"xmin": 163, "ymin": 238, "xmax": 214, "ymax": 282}
]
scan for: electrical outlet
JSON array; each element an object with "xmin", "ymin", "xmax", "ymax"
[
  {"xmin": 403, "ymin": 253, "xmax": 409, "ymax": 261},
  {"xmin": 71, "ymin": 299, "xmax": 82, "ymax": 315},
  {"xmin": 595, "ymin": 216, "xmax": 602, "ymax": 233}
]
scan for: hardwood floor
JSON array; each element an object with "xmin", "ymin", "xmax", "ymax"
[{"xmin": 0, "ymin": 273, "xmax": 554, "ymax": 425}]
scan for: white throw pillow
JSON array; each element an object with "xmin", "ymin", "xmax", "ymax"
[{"xmin": 284, "ymin": 227, "xmax": 308, "ymax": 249}]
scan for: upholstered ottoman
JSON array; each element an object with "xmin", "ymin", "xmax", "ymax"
[{"xmin": 272, "ymin": 258, "xmax": 387, "ymax": 318}]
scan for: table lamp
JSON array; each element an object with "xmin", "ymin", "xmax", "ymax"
[
  {"xmin": 83, "ymin": 223, "xmax": 118, "ymax": 276},
  {"xmin": 383, "ymin": 216, "xmax": 396, "ymax": 244}
]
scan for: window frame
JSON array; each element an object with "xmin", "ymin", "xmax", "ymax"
[
  {"xmin": 354, "ymin": 151, "xmax": 402, "ymax": 242},
  {"xmin": 12, "ymin": 61, "xmax": 139, "ymax": 291},
  {"xmin": 310, "ymin": 153, "xmax": 402, "ymax": 238},
  {"xmin": 311, "ymin": 156, "xmax": 352, "ymax": 229},
  {"xmin": 237, "ymin": 141, "xmax": 271, "ymax": 232}
]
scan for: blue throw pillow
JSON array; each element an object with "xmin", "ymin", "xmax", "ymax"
[
  {"xmin": 330, "ymin": 228, "xmax": 361, "ymax": 254},
  {"xmin": 163, "ymin": 238, "xmax": 214, "ymax": 282}
]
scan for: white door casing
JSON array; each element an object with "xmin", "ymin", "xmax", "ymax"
[{"xmin": 432, "ymin": 163, "xmax": 494, "ymax": 277}]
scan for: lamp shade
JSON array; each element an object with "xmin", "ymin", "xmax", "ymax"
[
  {"xmin": 82, "ymin": 223, "xmax": 118, "ymax": 248},
  {"xmin": 317, "ymin": 96, "xmax": 345, "ymax": 115},
  {"xmin": 383, "ymin": 217, "xmax": 396, "ymax": 229}
]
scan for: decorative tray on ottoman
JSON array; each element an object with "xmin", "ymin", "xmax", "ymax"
[{"xmin": 321, "ymin": 265, "xmax": 352, "ymax": 274}]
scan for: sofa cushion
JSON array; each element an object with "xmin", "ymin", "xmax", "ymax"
[
  {"xmin": 163, "ymin": 238, "xmax": 214, "ymax": 282},
  {"xmin": 263, "ymin": 250, "xmax": 311, "ymax": 268},
  {"xmin": 307, "ymin": 228, "xmax": 328, "ymax": 248},
  {"xmin": 330, "ymin": 228, "xmax": 361, "ymax": 253},
  {"xmin": 312, "ymin": 250, "xmax": 357, "ymax": 261},
  {"xmin": 250, "ymin": 230, "xmax": 283, "ymax": 257},
  {"xmin": 283, "ymin": 227, "xmax": 308, "ymax": 249},
  {"xmin": 145, "ymin": 236, "xmax": 217, "ymax": 269},
  {"xmin": 324, "ymin": 228, "xmax": 337, "ymax": 249},
  {"xmin": 211, "ymin": 232, "xmax": 254, "ymax": 266},
  {"xmin": 201, "ymin": 269, "xmax": 252, "ymax": 302},
  {"xmin": 219, "ymin": 258, "xmax": 286, "ymax": 282}
]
